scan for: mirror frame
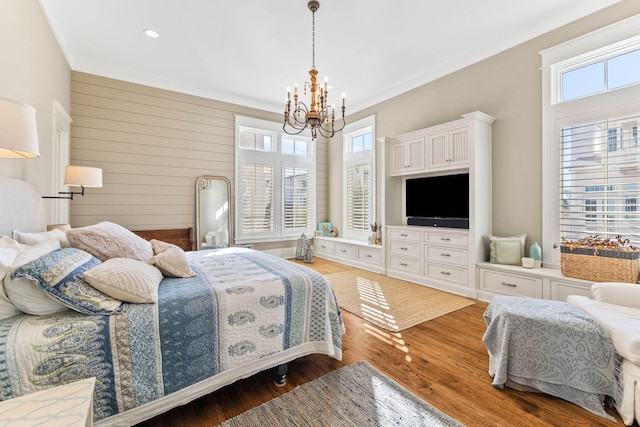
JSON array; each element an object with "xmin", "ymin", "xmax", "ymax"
[{"xmin": 195, "ymin": 175, "xmax": 232, "ymax": 250}]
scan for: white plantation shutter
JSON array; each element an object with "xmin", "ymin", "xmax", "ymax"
[
  {"xmin": 283, "ymin": 166, "xmax": 311, "ymax": 231},
  {"xmin": 346, "ymin": 162, "xmax": 371, "ymax": 233},
  {"xmin": 240, "ymin": 163, "xmax": 274, "ymax": 234},
  {"xmin": 560, "ymin": 113, "xmax": 640, "ymax": 245}
]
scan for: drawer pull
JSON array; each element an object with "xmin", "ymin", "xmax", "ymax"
[
  {"xmin": 366, "ymin": 254, "xmax": 372, "ymax": 258},
  {"xmin": 400, "ymin": 233, "xmax": 408, "ymax": 237},
  {"xmin": 440, "ymin": 237, "xmax": 451, "ymax": 241},
  {"xmin": 500, "ymin": 282, "xmax": 517, "ymax": 288},
  {"xmin": 321, "ymin": 245, "xmax": 327, "ymax": 249},
  {"xmin": 440, "ymin": 271, "xmax": 451, "ymax": 276},
  {"xmin": 400, "ymin": 262, "xmax": 408, "ymax": 267},
  {"xmin": 340, "ymin": 249, "xmax": 347, "ymax": 253},
  {"xmin": 400, "ymin": 247, "xmax": 408, "ymax": 251},
  {"xmin": 440, "ymin": 253, "xmax": 451, "ymax": 257}
]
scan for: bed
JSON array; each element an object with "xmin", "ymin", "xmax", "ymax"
[{"xmin": 0, "ymin": 176, "xmax": 345, "ymax": 425}]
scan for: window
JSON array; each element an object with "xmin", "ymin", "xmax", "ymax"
[
  {"xmin": 235, "ymin": 116, "xmax": 314, "ymax": 243},
  {"xmin": 542, "ymin": 17, "xmax": 640, "ymax": 266},
  {"xmin": 343, "ymin": 116, "xmax": 375, "ymax": 240}
]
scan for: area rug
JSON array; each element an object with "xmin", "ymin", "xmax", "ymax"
[
  {"xmin": 325, "ymin": 269, "xmax": 475, "ymax": 332},
  {"xmin": 218, "ymin": 361, "xmax": 464, "ymax": 427}
]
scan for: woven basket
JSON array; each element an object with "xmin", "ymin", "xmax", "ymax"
[{"xmin": 560, "ymin": 245, "xmax": 640, "ymax": 283}]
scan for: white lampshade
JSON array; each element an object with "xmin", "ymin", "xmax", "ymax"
[
  {"xmin": 64, "ymin": 166, "xmax": 103, "ymax": 188},
  {"xmin": 0, "ymin": 97, "xmax": 40, "ymax": 158}
]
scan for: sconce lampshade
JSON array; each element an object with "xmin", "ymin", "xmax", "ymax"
[
  {"xmin": 0, "ymin": 97, "xmax": 40, "ymax": 158},
  {"xmin": 64, "ymin": 166, "xmax": 103, "ymax": 188}
]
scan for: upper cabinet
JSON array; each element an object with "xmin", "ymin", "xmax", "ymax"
[
  {"xmin": 427, "ymin": 126, "xmax": 469, "ymax": 171},
  {"xmin": 387, "ymin": 113, "xmax": 493, "ymax": 177},
  {"xmin": 389, "ymin": 136, "xmax": 425, "ymax": 176}
]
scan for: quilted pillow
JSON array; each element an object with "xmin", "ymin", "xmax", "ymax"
[
  {"xmin": 84, "ymin": 258, "xmax": 163, "ymax": 303},
  {"xmin": 67, "ymin": 221, "xmax": 153, "ymax": 262},
  {"xmin": 149, "ymin": 239, "xmax": 196, "ymax": 278},
  {"xmin": 10, "ymin": 248, "xmax": 124, "ymax": 315},
  {"xmin": 485, "ymin": 234, "xmax": 527, "ymax": 265}
]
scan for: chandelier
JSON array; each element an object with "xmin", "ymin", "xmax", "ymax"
[{"xmin": 283, "ymin": 0, "xmax": 345, "ymax": 140}]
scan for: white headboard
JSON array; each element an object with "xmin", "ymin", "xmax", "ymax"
[{"xmin": 0, "ymin": 176, "xmax": 47, "ymax": 237}]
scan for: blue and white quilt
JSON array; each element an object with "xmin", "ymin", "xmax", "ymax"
[
  {"xmin": 0, "ymin": 248, "xmax": 344, "ymax": 423},
  {"xmin": 483, "ymin": 296, "xmax": 620, "ymax": 420}
]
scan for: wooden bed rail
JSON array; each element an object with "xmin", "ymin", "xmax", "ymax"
[{"xmin": 132, "ymin": 227, "xmax": 195, "ymax": 252}]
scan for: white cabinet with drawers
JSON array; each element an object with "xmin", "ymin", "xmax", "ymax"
[
  {"xmin": 386, "ymin": 225, "xmax": 475, "ymax": 297},
  {"xmin": 313, "ymin": 237, "xmax": 384, "ymax": 273},
  {"xmin": 476, "ymin": 262, "xmax": 592, "ymax": 302}
]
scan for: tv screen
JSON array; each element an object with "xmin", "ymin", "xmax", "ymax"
[{"xmin": 405, "ymin": 174, "xmax": 469, "ymax": 219}]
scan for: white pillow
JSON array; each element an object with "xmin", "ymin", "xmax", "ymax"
[
  {"xmin": 0, "ymin": 242, "xmax": 22, "ymax": 319},
  {"xmin": 4, "ymin": 238, "xmax": 68, "ymax": 315},
  {"xmin": 149, "ymin": 239, "xmax": 196, "ymax": 278},
  {"xmin": 591, "ymin": 282, "xmax": 640, "ymax": 309},
  {"xmin": 83, "ymin": 258, "xmax": 163, "ymax": 303},
  {"xmin": 12, "ymin": 228, "xmax": 70, "ymax": 248},
  {"xmin": 67, "ymin": 221, "xmax": 153, "ymax": 262}
]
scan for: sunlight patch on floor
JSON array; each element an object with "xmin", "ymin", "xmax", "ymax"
[{"xmin": 356, "ymin": 274, "xmax": 413, "ymax": 362}]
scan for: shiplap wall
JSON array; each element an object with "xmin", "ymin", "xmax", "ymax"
[{"xmin": 70, "ymin": 72, "xmax": 329, "ymax": 248}]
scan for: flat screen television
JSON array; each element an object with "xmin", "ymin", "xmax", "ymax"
[{"xmin": 405, "ymin": 173, "xmax": 469, "ymax": 229}]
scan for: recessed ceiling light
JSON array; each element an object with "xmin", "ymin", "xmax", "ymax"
[{"xmin": 143, "ymin": 29, "xmax": 159, "ymax": 38}]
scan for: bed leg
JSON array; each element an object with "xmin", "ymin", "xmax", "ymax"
[{"xmin": 273, "ymin": 363, "xmax": 288, "ymax": 387}]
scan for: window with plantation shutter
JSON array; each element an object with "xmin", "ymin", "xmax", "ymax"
[
  {"xmin": 560, "ymin": 114, "xmax": 640, "ymax": 245},
  {"xmin": 240, "ymin": 163, "xmax": 274, "ymax": 234},
  {"xmin": 235, "ymin": 116, "xmax": 314, "ymax": 243},
  {"xmin": 541, "ymin": 19, "xmax": 640, "ymax": 267},
  {"xmin": 283, "ymin": 166, "xmax": 311, "ymax": 231},
  {"xmin": 343, "ymin": 116, "xmax": 375, "ymax": 240},
  {"xmin": 346, "ymin": 162, "xmax": 370, "ymax": 232}
]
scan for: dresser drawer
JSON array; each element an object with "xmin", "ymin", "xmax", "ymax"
[
  {"xmin": 314, "ymin": 239, "xmax": 335, "ymax": 255},
  {"xmin": 425, "ymin": 245, "xmax": 468, "ymax": 266},
  {"xmin": 387, "ymin": 228, "xmax": 422, "ymax": 242},
  {"xmin": 388, "ymin": 241, "xmax": 421, "ymax": 258},
  {"xmin": 388, "ymin": 255, "xmax": 421, "ymax": 275},
  {"xmin": 357, "ymin": 246, "xmax": 382, "ymax": 266},
  {"xmin": 425, "ymin": 263, "xmax": 468, "ymax": 286},
  {"xmin": 334, "ymin": 242, "xmax": 356, "ymax": 260},
  {"xmin": 425, "ymin": 232, "xmax": 468, "ymax": 247},
  {"xmin": 479, "ymin": 269, "xmax": 543, "ymax": 298}
]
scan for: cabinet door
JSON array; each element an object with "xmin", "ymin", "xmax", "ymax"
[
  {"xmin": 389, "ymin": 138, "xmax": 424, "ymax": 176},
  {"xmin": 427, "ymin": 127, "xmax": 469, "ymax": 170}
]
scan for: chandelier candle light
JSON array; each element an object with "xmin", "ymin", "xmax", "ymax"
[{"xmin": 283, "ymin": 0, "xmax": 345, "ymax": 140}]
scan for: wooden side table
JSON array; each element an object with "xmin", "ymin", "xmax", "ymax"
[{"xmin": 0, "ymin": 377, "xmax": 95, "ymax": 426}]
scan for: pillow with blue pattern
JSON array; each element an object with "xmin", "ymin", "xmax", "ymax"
[{"xmin": 10, "ymin": 247, "xmax": 124, "ymax": 315}]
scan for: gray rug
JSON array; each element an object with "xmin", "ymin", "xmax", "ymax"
[{"xmin": 219, "ymin": 361, "xmax": 464, "ymax": 426}]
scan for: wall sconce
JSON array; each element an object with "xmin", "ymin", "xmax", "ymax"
[
  {"xmin": 0, "ymin": 97, "xmax": 40, "ymax": 158},
  {"xmin": 43, "ymin": 166, "xmax": 103, "ymax": 200}
]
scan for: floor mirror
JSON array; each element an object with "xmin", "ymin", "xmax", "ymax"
[{"xmin": 196, "ymin": 176, "xmax": 232, "ymax": 250}]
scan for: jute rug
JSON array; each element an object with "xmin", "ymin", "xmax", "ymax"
[
  {"xmin": 325, "ymin": 269, "xmax": 475, "ymax": 332},
  {"xmin": 218, "ymin": 361, "xmax": 464, "ymax": 427}
]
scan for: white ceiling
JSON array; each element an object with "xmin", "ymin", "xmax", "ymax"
[{"xmin": 39, "ymin": 0, "xmax": 624, "ymax": 115}]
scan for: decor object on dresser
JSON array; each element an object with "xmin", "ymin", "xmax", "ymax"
[
  {"xmin": 325, "ymin": 269, "xmax": 474, "ymax": 332},
  {"xmin": 220, "ymin": 361, "xmax": 463, "ymax": 427},
  {"xmin": 0, "ymin": 176, "xmax": 344, "ymax": 426},
  {"xmin": 483, "ymin": 295, "xmax": 619, "ymax": 421},
  {"xmin": 42, "ymin": 165, "xmax": 103, "ymax": 200},
  {"xmin": 282, "ymin": 0, "xmax": 345, "ymax": 140},
  {"xmin": 0, "ymin": 97, "xmax": 40, "ymax": 158}
]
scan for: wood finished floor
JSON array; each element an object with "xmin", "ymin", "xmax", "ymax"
[{"xmin": 137, "ymin": 258, "xmax": 630, "ymax": 427}]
